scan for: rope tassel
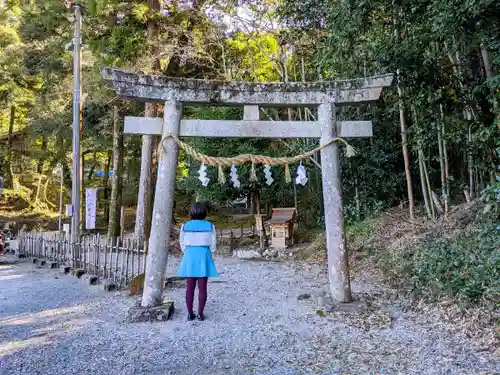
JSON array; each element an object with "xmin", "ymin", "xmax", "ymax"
[
  {"xmin": 284, "ymin": 164, "xmax": 292, "ymax": 183},
  {"xmin": 218, "ymin": 165, "xmax": 226, "ymax": 184},
  {"xmin": 345, "ymin": 144, "xmax": 357, "ymax": 158},
  {"xmin": 250, "ymin": 162, "xmax": 258, "ymax": 182}
]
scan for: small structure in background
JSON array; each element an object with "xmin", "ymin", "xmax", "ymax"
[
  {"xmin": 268, "ymin": 208, "xmax": 297, "ymax": 249},
  {"xmin": 231, "ymin": 196, "xmax": 249, "ymax": 214}
]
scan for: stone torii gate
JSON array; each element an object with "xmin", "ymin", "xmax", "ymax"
[{"xmin": 101, "ymin": 68, "xmax": 393, "ymax": 308}]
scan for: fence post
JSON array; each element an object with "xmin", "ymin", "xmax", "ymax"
[
  {"xmin": 114, "ymin": 237, "xmax": 120, "ymax": 284},
  {"xmin": 124, "ymin": 239, "xmax": 131, "ymax": 285},
  {"xmin": 103, "ymin": 238, "xmax": 109, "ymax": 279},
  {"xmin": 120, "ymin": 206, "xmax": 125, "ymax": 243}
]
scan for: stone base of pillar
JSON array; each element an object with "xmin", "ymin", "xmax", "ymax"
[{"xmin": 127, "ymin": 300, "xmax": 175, "ymax": 323}]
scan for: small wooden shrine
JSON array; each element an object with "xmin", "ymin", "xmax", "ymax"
[{"xmin": 268, "ymin": 208, "xmax": 297, "ymax": 249}]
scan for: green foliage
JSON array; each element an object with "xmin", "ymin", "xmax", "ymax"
[
  {"xmin": 1, "ymin": 0, "xmax": 498, "ymax": 240},
  {"xmin": 178, "ymin": 107, "xmax": 294, "ymax": 207},
  {"xmin": 280, "ymin": 0, "xmax": 500, "ymax": 222},
  {"xmin": 374, "ymin": 222, "xmax": 499, "ymax": 304},
  {"xmin": 480, "ymin": 180, "xmax": 500, "ymax": 217},
  {"xmin": 412, "ymin": 224, "xmax": 499, "ymax": 303},
  {"xmin": 0, "ymin": 187, "xmax": 31, "ymax": 209},
  {"xmin": 346, "ymin": 218, "xmax": 380, "ymax": 249}
]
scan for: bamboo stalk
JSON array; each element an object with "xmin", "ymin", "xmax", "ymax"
[
  {"xmin": 422, "ymin": 151, "xmax": 436, "ymax": 219},
  {"xmin": 418, "ymin": 149, "xmax": 432, "ymax": 219},
  {"xmin": 439, "ymin": 104, "xmax": 450, "ymax": 215},
  {"xmin": 468, "ymin": 124, "xmax": 474, "ymax": 199}
]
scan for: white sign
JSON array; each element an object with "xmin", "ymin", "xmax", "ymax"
[
  {"xmin": 65, "ymin": 204, "xmax": 73, "ymax": 217},
  {"xmin": 85, "ymin": 188, "xmax": 98, "ymax": 230}
]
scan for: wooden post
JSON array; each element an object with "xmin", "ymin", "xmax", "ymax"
[
  {"xmin": 119, "ymin": 206, "xmax": 125, "ymax": 243},
  {"xmin": 141, "ymin": 101, "xmax": 182, "ymax": 307},
  {"xmin": 318, "ymin": 103, "xmax": 352, "ymax": 303}
]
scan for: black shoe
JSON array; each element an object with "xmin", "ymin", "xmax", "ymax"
[
  {"xmin": 187, "ymin": 313, "xmax": 196, "ymax": 321},
  {"xmin": 197, "ymin": 313, "xmax": 205, "ymax": 321}
]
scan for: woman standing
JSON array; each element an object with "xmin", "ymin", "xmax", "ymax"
[{"xmin": 177, "ymin": 203, "xmax": 218, "ymax": 321}]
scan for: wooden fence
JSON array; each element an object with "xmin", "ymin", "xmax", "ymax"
[
  {"xmin": 17, "ymin": 225, "xmax": 256, "ymax": 289},
  {"xmin": 18, "ymin": 232, "xmax": 146, "ymax": 289}
]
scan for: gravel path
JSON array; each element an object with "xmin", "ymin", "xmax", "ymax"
[{"xmin": 0, "ymin": 255, "xmax": 498, "ymax": 375}]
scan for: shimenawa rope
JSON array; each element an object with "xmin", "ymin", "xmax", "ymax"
[{"xmin": 160, "ymin": 135, "xmax": 357, "ymax": 184}]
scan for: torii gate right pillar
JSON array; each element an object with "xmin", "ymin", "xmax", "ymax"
[{"xmin": 319, "ymin": 103, "xmax": 351, "ymax": 302}]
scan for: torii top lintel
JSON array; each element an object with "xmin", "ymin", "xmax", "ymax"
[{"xmin": 101, "ymin": 68, "xmax": 394, "ymax": 107}]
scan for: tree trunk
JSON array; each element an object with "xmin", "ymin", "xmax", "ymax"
[
  {"xmin": 135, "ymin": 122, "xmax": 155, "ymax": 245},
  {"xmin": 422, "ymin": 152, "xmax": 436, "ymax": 219},
  {"xmin": 447, "ymin": 43, "xmax": 476, "ymax": 198},
  {"xmin": 249, "ymin": 189, "xmax": 256, "ymax": 214},
  {"xmin": 255, "ymin": 188, "xmax": 268, "ymax": 248},
  {"xmin": 107, "ymin": 106, "xmax": 124, "ymax": 240},
  {"xmin": 87, "ymin": 151, "xmax": 97, "ymax": 180},
  {"xmin": 468, "ymin": 123, "xmax": 474, "ymax": 199},
  {"xmin": 3, "ymin": 105, "xmax": 15, "ymax": 188},
  {"xmin": 481, "ymin": 43, "xmax": 495, "ymax": 79},
  {"xmin": 354, "ymin": 175, "xmax": 361, "ymax": 221},
  {"xmin": 103, "ymin": 152, "xmax": 111, "ymax": 224},
  {"xmin": 481, "ymin": 43, "xmax": 497, "ymax": 110},
  {"xmin": 418, "ymin": 149, "xmax": 432, "ymax": 219},
  {"xmin": 393, "ymin": 2, "xmax": 415, "ymax": 219},
  {"xmin": 283, "ymin": 61, "xmax": 299, "ymax": 211},
  {"xmin": 134, "ymin": 0, "xmax": 161, "ymax": 245},
  {"xmin": 439, "ymin": 104, "xmax": 450, "ymax": 215},
  {"xmin": 437, "ymin": 112, "xmax": 448, "ymax": 216},
  {"xmin": 431, "ymin": 191, "xmax": 444, "ymax": 215},
  {"xmin": 37, "ymin": 136, "xmax": 47, "ymax": 173}
]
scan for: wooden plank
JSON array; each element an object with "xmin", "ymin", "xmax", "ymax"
[{"xmin": 124, "ymin": 117, "xmax": 373, "ymax": 138}]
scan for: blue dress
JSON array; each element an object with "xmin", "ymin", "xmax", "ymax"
[{"xmin": 177, "ymin": 220, "xmax": 219, "ymax": 278}]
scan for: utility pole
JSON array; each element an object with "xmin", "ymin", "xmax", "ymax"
[{"xmin": 70, "ymin": 2, "xmax": 82, "ymax": 243}]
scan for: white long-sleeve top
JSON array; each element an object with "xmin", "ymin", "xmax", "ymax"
[{"xmin": 179, "ymin": 223, "xmax": 217, "ymax": 254}]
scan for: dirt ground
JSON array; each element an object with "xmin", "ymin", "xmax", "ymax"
[{"xmin": 1, "ymin": 254, "xmax": 498, "ymax": 375}]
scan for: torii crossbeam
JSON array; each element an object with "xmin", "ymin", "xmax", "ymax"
[{"xmin": 101, "ymin": 68, "xmax": 393, "ymax": 308}]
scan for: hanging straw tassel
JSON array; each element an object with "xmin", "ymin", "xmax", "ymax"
[
  {"xmin": 284, "ymin": 164, "xmax": 292, "ymax": 183},
  {"xmin": 250, "ymin": 162, "xmax": 258, "ymax": 182},
  {"xmin": 345, "ymin": 143, "xmax": 357, "ymax": 158},
  {"xmin": 218, "ymin": 165, "xmax": 226, "ymax": 184}
]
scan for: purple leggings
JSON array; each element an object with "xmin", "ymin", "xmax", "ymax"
[{"xmin": 186, "ymin": 277, "xmax": 208, "ymax": 315}]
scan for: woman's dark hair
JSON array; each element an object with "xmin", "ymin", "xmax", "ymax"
[{"xmin": 189, "ymin": 202, "xmax": 207, "ymax": 220}]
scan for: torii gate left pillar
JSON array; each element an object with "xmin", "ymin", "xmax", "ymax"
[{"xmin": 101, "ymin": 68, "xmax": 393, "ymax": 308}]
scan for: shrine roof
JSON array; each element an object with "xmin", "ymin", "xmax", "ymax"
[{"xmin": 269, "ymin": 208, "xmax": 297, "ymax": 224}]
